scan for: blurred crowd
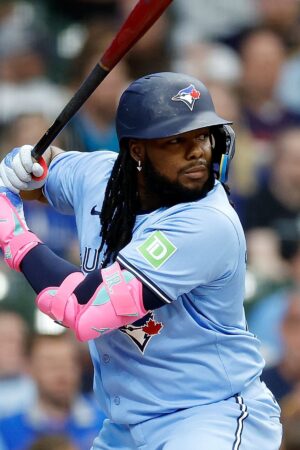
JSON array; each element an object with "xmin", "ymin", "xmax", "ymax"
[{"xmin": 0, "ymin": 0, "xmax": 300, "ymax": 448}]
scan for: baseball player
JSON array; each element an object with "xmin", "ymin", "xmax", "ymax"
[{"xmin": 0, "ymin": 72, "xmax": 282, "ymax": 449}]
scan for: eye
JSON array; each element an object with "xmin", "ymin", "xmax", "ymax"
[
  {"xmin": 168, "ymin": 137, "xmax": 182, "ymax": 145},
  {"xmin": 195, "ymin": 133, "xmax": 209, "ymax": 141}
]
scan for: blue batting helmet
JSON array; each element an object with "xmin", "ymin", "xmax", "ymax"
[{"xmin": 116, "ymin": 72, "xmax": 235, "ymax": 183}]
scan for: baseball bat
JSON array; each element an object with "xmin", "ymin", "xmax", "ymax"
[{"xmin": 31, "ymin": 0, "xmax": 173, "ymax": 161}]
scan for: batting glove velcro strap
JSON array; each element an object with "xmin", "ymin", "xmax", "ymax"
[
  {"xmin": 0, "ymin": 192, "xmax": 41, "ymax": 271},
  {"xmin": 0, "ymin": 145, "xmax": 47, "ymax": 193}
]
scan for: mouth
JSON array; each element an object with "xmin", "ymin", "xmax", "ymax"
[{"xmin": 183, "ymin": 161, "xmax": 208, "ymax": 179}]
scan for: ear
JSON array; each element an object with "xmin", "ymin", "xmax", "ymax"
[{"xmin": 128, "ymin": 139, "xmax": 145, "ymax": 163}]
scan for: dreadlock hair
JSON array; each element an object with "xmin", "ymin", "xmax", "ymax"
[{"xmin": 99, "ymin": 143, "xmax": 139, "ymax": 267}]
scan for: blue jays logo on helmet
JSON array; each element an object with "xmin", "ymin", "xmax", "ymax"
[{"xmin": 171, "ymin": 84, "xmax": 201, "ymax": 111}]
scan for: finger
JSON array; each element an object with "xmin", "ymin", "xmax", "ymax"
[
  {"xmin": 20, "ymin": 145, "xmax": 45, "ymax": 178},
  {"xmin": 0, "ymin": 168, "xmax": 20, "ymax": 194},
  {"xmin": 0, "ymin": 177, "xmax": 16, "ymax": 193},
  {"xmin": 32, "ymin": 163, "xmax": 44, "ymax": 177},
  {"xmin": 2, "ymin": 166, "xmax": 28, "ymax": 191},
  {"xmin": 12, "ymin": 153, "xmax": 31, "ymax": 182},
  {"xmin": 19, "ymin": 145, "xmax": 35, "ymax": 173},
  {"xmin": 7, "ymin": 172, "xmax": 28, "ymax": 191}
]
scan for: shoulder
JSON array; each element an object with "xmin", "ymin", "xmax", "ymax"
[
  {"xmin": 157, "ymin": 183, "xmax": 241, "ymax": 235},
  {"xmin": 50, "ymin": 149, "xmax": 118, "ymax": 165},
  {"xmin": 48, "ymin": 150, "xmax": 118, "ymax": 181}
]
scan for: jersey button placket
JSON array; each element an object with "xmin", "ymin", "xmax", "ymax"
[
  {"xmin": 102, "ymin": 353, "xmax": 110, "ymax": 364},
  {"xmin": 113, "ymin": 395, "xmax": 120, "ymax": 406}
]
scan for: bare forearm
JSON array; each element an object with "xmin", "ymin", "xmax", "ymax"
[{"xmin": 40, "ymin": 145, "xmax": 65, "ymax": 166}]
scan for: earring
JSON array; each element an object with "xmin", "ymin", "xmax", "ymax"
[{"xmin": 137, "ymin": 160, "xmax": 142, "ymax": 172}]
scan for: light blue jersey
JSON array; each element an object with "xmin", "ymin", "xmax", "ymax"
[{"xmin": 44, "ymin": 151, "xmax": 281, "ymax": 449}]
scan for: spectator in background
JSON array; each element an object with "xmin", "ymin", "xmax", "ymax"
[
  {"xmin": 0, "ymin": 332, "xmax": 106, "ymax": 450},
  {"xmin": 0, "ymin": 0, "xmax": 70, "ymax": 126},
  {"xmin": 260, "ymin": 288, "xmax": 300, "ymax": 403},
  {"xmin": 243, "ymin": 127, "xmax": 300, "ymax": 234},
  {"xmin": 207, "ymin": 80, "xmax": 261, "ymax": 216},
  {"xmin": 29, "ymin": 434, "xmax": 78, "ymax": 450},
  {"xmin": 23, "ymin": 199, "xmax": 79, "ymax": 263},
  {"xmin": 0, "ymin": 112, "xmax": 64, "ymax": 150},
  {"xmin": 0, "ymin": 310, "xmax": 35, "ymax": 418},
  {"xmin": 238, "ymin": 28, "xmax": 300, "ymax": 147},
  {"xmin": 169, "ymin": 0, "xmax": 259, "ymax": 55},
  {"xmin": 41, "ymin": 0, "xmax": 117, "ymax": 23},
  {"xmin": 278, "ymin": 50, "xmax": 300, "ymax": 117},
  {"xmin": 0, "ymin": 259, "xmax": 36, "ymax": 328},
  {"xmin": 280, "ymin": 385, "xmax": 300, "ymax": 450},
  {"xmin": 221, "ymin": 0, "xmax": 300, "ymax": 52},
  {"xmin": 247, "ymin": 236, "xmax": 300, "ymax": 366},
  {"xmin": 172, "ymin": 42, "xmax": 242, "ymax": 89},
  {"xmin": 117, "ymin": 0, "xmax": 172, "ymax": 79},
  {"xmin": 259, "ymin": 0, "xmax": 300, "ymax": 119},
  {"xmin": 258, "ymin": 0, "xmax": 300, "ymax": 51},
  {"xmin": 243, "ymin": 127, "xmax": 300, "ymax": 359}
]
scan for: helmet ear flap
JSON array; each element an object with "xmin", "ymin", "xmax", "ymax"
[
  {"xmin": 211, "ymin": 125, "xmax": 235, "ymax": 183},
  {"xmin": 219, "ymin": 154, "xmax": 230, "ymax": 183}
]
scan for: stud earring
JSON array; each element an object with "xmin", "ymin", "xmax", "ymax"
[{"xmin": 137, "ymin": 160, "xmax": 142, "ymax": 172}]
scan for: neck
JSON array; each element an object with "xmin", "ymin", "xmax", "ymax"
[{"xmin": 37, "ymin": 396, "xmax": 71, "ymax": 420}]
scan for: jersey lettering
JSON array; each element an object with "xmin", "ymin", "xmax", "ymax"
[{"xmin": 82, "ymin": 246, "xmax": 102, "ymax": 272}]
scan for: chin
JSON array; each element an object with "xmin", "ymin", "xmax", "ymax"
[{"xmin": 184, "ymin": 180, "xmax": 207, "ymax": 191}]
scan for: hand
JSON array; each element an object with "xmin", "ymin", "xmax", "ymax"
[{"xmin": 0, "ymin": 145, "xmax": 48, "ymax": 194}]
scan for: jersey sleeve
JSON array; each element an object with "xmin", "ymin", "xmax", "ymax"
[
  {"xmin": 44, "ymin": 151, "xmax": 117, "ymax": 214},
  {"xmin": 117, "ymin": 206, "xmax": 241, "ymax": 304}
]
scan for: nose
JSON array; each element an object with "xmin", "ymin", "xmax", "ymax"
[{"xmin": 186, "ymin": 139, "xmax": 206, "ymax": 160}]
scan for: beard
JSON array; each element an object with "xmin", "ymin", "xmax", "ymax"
[{"xmin": 142, "ymin": 154, "xmax": 215, "ymax": 208}]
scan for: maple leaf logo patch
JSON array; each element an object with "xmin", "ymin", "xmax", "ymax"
[{"xmin": 119, "ymin": 312, "xmax": 163, "ymax": 353}]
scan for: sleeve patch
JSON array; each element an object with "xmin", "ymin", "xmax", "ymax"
[{"xmin": 137, "ymin": 231, "xmax": 177, "ymax": 269}]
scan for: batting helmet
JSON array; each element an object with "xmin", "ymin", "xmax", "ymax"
[{"xmin": 116, "ymin": 72, "xmax": 235, "ymax": 183}]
